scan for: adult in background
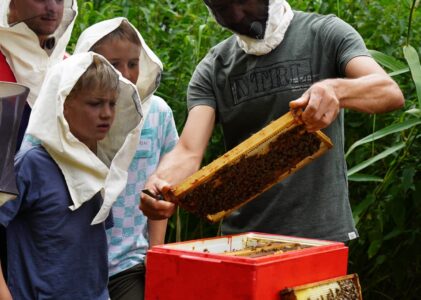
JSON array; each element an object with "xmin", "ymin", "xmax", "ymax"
[
  {"xmin": 0, "ymin": 0, "xmax": 77, "ymax": 146},
  {"xmin": 140, "ymin": 0, "xmax": 404, "ymax": 243},
  {"xmin": 0, "ymin": 0, "xmax": 78, "ymax": 284}
]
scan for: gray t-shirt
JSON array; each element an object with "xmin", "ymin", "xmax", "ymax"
[{"xmin": 188, "ymin": 11, "xmax": 369, "ymax": 242}]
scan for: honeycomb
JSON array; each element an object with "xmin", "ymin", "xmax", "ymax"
[{"xmin": 164, "ymin": 111, "xmax": 333, "ymax": 222}]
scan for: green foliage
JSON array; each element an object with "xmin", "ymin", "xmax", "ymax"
[
  {"xmin": 404, "ymin": 45, "xmax": 421, "ymax": 108},
  {"xmin": 69, "ymin": 1, "xmax": 421, "ymax": 298},
  {"xmin": 343, "ymin": 1, "xmax": 421, "ymax": 298}
]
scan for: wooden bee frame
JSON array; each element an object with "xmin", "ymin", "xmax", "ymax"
[
  {"xmin": 279, "ymin": 274, "xmax": 362, "ymax": 300},
  {"xmin": 163, "ymin": 111, "xmax": 333, "ymax": 222}
]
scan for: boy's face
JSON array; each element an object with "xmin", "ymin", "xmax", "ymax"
[
  {"xmin": 64, "ymin": 89, "xmax": 117, "ymax": 151},
  {"xmin": 205, "ymin": 0, "xmax": 269, "ymax": 39},
  {"xmin": 9, "ymin": 0, "xmax": 64, "ymax": 38},
  {"xmin": 94, "ymin": 38, "xmax": 141, "ymax": 85}
]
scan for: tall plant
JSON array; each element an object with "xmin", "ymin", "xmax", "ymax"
[{"xmin": 345, "ymin": 1, "xmax": 421, "ymax": 298}]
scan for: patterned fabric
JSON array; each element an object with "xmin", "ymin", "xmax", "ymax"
[
  {"xmin": 106, "ymin": 95, "xmax": 178, "ymax": 276},
  {"xmin": 20, "ymin": 134, "xmax": 41, "ymax": 151}
]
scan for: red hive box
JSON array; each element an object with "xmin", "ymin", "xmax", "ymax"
[{"xmin": 145, "ymin": 232, "xmax": 348, "ymax": 300}]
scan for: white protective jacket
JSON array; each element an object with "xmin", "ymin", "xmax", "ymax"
[
  {"xmin": 26, "ymin": 52, "xmax": 143, "ymax": 224},
  {"xmin": 0, "ymin": 0, "xmax": 77, "ymax": 106}
]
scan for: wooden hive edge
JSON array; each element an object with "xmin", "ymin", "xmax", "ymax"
[
  {"xmin": 280, "ymin": 273, "xmax": 362, "ymax": 300},
  {"xmin": 168, "ymin": 111, "xmax": 299, "ymax": 199}
]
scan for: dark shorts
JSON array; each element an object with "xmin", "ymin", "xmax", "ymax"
[{"xmin": 108, "ymin": 263, "xmax": 145, "ymax": 300}]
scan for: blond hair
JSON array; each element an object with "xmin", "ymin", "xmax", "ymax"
[{"xmin": 68, "ymin": 55, "xmax": 120, "ymax": 98}]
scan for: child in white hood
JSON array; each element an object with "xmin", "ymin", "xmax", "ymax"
[
  {"xmin": 0, "ymin": 52, "xmax": 142, "ymax": 300},
  {"xmin": 74, "ymin": 18, "xmax": 178, "ymax": 300}
]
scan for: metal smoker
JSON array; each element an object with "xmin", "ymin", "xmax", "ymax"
[{"xmin": 0, "ymin": 81, "xmax": 29, "ymax": 206}]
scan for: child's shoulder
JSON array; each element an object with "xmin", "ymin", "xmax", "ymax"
[
  {"xmin": 15, "ymin": 145, "xmax": 53, "ymax": 171},
  {"xmin": 149, "ymin": 95, "xmax": 172, "ymax": 113},
  {"xmin": 16, "ymin": 144, "xmax": 47, "ymax": 160}
]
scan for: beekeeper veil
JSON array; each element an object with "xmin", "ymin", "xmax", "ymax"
[
  {"xmin": 26, "ymin": 52, "xmax": 143, "ymax": 224},
  {"xmin": 0, "ymin": 0, "xmax": 78, "ymax": 106},
  {"xmin": 74, "ymin": 17, "xmax": 163, "ymax": 117},
  {"xmin": 205, "ymin": 0, "xmax": 294, "ymax": 56}
]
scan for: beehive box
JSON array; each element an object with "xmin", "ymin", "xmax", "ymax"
[
  {"xmin": 145, "ymin": 232, "xmax": 348, "ymax": 300},
  {"xmin": 163, "ymin": 111, "xmax": 333, "ymax": 222}
]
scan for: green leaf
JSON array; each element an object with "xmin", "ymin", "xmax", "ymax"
[
  {"xmin": 389, "ymin": 197, "xmax": 406, "ymax": 229},
  {"xmin": 348, "ymin": 174, "xmax": 384, "ymax": 182},
  {"xmin": 375, "ymin": 255, "xmax": 387, "ymax": 266},
  {"xmin": 383, "ymin": 229, "xmax": 403, "ymax": 241},
  {"xmin": 403, "ymin": 45, "xmax": 421, "ymax": 108},
  {"xmin": 369, "ymin": 49, "xmax": 408, "ymax": 71},
  {"xmin": 347, "ymin": 143, "xmax": 405, "ymax": 176},
  {"xmin": 402, "ymin": 167, "xmax": 416, "ymax": 192},
  {"xmin": 388, "ymin": 67, "xmax": 410, "ymax": 77},
  {"xmin": 345, "ymin": 119, "xmax": 421, "ymax": 158},
  {"xmin": 405, "ymin": 108, "xmax": 421, "ymax": 117},
  {"xmin": 352, "ymin": 194, "xmax": 375, "ymax": 226},
  {"xmin": 368, "ymin": 239, "xmax": 382, "ymax": 258}
]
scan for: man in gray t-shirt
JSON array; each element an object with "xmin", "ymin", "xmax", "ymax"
[{"xmin": 140, "ymin": 0, "xmax": 404, "ymax": 242}]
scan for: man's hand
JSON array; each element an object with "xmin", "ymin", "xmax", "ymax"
[
  {"xmin": 289, "ymin": 79, "xmax": 340, "ymax": 132},
  {"xmin": 139, "ymin": 106, "xmax": 216, "ymax": 220},
  {"xmin": 0, "ymin": 264, "xmax": 12, "ymax": 300},
  {"xmin": 139, "ymin": 174, "xmax": 177, "ymax": 220},
  {"xmin": 290, "ymin": 56, "xmax": 404, "ymax": 131}
]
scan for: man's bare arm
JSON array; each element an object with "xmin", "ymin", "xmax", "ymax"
[
  {"xmin": 148, "ymin": 219, "xmax": 168, "ymax": 247},
  {"xmin": 140, "ymin": 106, "xmax": 215, "ymax": 220},
  {"xmin": 290, "ymin": 56, "xmax": 404, "ymax": 132},
  {"xmin": 0, "ymin": 263, "xmax": 12, "ymax": 300}
]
